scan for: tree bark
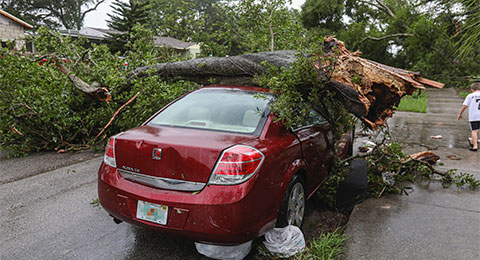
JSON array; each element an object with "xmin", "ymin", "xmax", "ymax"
[{"xmin": 131, "ymin": 50, "xmax": 298, "ymax": 86}]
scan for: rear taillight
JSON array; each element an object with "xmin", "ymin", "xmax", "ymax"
[
  {"xmin": 208, "ymin": 145, "xmax": 264, "ymax": 185},
  {"xmin": 104, "ymin": 137, "xmax": 116, "ymax": 168}
]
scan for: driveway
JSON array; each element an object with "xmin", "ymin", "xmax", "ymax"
[{"xmin": 343, "ymin": 88, "xmax": 480, "ymax": 260}]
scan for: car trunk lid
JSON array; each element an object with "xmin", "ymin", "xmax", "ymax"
[{"xmin": 114, "ymin": 125, "xmax": 257, "ymax": 190}]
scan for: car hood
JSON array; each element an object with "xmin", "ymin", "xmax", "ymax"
[{"xmin": 114, "ymin": 125, "xmax": 257, "ymax": 188}]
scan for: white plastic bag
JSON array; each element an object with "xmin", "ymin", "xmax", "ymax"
[
  {"xmin": 263, "ymin": 225, "xmax": 305, "ymax": 258},
  {"xmin": 194, "ymin": 240, "xmax": 252, "ymax": 260}
]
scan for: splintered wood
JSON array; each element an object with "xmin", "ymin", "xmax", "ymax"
[
  {"xmin": 321, "ymin": 36, "xmax": 444, "ymax": 129},
  {"xmin": 410, "ymin": 151, "xmax": 440, "ymax": 164}
]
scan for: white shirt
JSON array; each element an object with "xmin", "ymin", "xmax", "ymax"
[{"xmin": 463, "ymin": 92, "xmax": 480, "ymax": 122}]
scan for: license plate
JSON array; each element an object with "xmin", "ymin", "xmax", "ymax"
[{"xmin": 136, "ymin": 200, "xmax": 168, "ymax": 225}]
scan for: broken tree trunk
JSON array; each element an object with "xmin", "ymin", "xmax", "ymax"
[
  {"xmin": 51, "ymin": 54, "xmax": 111, "ymax": 102},
  {"xmin": 131, "ymin": 36, "xmax": 443, "ymax": 129}
]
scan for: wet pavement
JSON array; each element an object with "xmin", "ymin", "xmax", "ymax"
[
  {"xmin": 0, "ymin": 152, "xmax": 207, "ymax": 260},
  {"xmin": 0, "ymin": 148, "xmax": 346, "ymax": 260},
  {"xmin": 343, "ymin": 88, "xmax": 480, "ymax": 260},
  {"xmin": 0, "ymin": 147, "xmax": 346, "ymax": 259},
  {"xmin": 2, "ymin": 87, "xmax": 478, "ymax": 260}
]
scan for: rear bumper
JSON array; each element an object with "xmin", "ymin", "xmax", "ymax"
[{"xmin": 98, "ymin": 163, "xmax": 277, "ymax": 244}]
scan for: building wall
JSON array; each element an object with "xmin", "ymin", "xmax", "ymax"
[
  {"xmin": 187, "ymin": 44, "xmax": 201, "ymax": 59},
  {"xmin": 0, "ymin": 15, "xmax": 26, "ymax": 49}
]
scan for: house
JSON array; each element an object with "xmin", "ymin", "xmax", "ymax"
[
  {"xmin": 0, "ymin": 9, "xmax": 33, "ymax": 49},
  {"xmin": 61, "ymin": 27, "xmax": 201, "ymax": 59},
  {"xmin": 154, "ymin": 36, "xmax": 201, "ymax": 59}
]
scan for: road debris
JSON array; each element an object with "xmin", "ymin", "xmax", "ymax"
[
  {"xmin": 263, "ymin": 225, "xmax": 305, "ymax": 258},
  {"xmin": 410, "ymin": 151, "xmax": 440, "ymax": 164},
  {"xmin": 446, "ymin": 155, "xmax": 461, "ymax": 160}
]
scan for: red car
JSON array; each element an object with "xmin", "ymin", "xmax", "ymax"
[{"xmin": 98, "ymin": 85, "xmax": 352, "ymax": 244}]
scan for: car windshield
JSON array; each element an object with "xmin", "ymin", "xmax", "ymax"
[{"xmin": 147, "ymin": 88, "xmax": 273, "ymax": 134}]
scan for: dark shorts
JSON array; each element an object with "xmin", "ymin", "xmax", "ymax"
[{"xmin": 471, "ymin": 121, "xmax": 480, "ymax": 131}]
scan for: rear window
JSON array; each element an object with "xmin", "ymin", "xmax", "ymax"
[{"xmin": 147, "ymin": 88, "xmax": 273, "ymax": 134}]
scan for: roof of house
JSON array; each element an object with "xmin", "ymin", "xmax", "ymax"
[
  {"xmin": 61, "ymin": 27, "xmax": 123, "ymax": 40},
  {"xmin": 153, "ymin": 36, "xmax": 197, "ymax": 50},
  {"xmin": 0, "ymin": 9, "xmax": 33, "ymax": 29},
  {"xmin": 61, "ymin": 27, "xmax": 198, "ymax": 50},
  {"xmin": 88, "ymin": 27, "xmax": 124, "ymax": 35}
]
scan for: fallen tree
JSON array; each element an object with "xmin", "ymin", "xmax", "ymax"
[
  {"xmin": 131, "ymin": 36, "xmax": 444, "ymax": 129},
  {"xmin": 0, "ymin": 28, "xmax": 444, "ymax": 156}
]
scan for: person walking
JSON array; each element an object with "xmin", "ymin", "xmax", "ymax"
[{"xmin": 458, "ymin": 82, "xmax": 480, "ymax": 151}]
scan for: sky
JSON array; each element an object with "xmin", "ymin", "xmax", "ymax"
[{"xmin": 84, "ymin": 0, "xmax": 306, "ymax": 29}]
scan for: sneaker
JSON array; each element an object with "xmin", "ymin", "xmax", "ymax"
[{"xmin": 468, "ymin": 137, "xmax": 480, "ymax": 144}]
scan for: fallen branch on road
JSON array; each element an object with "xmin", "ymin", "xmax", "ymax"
[{"xmin": 91, "ymin": 91, "xmax": 141, "ymax": 143}]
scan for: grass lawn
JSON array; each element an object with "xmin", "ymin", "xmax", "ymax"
[
  {"xmin": 297, "ymin": 229, "xmax": 346, "ymax": 260},
  {"xmin": 258, "ymin": 229, "xmax": 346, "ymax": 260},
  {"xmin": 458, "ymin": 91, "xmax": 469, "ymax": 99},
  {"xmin": 395, "ymin": 90, "xmax": 427, "ymax": 113}
]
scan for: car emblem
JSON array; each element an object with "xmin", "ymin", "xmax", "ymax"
[{"xmin": 152, "ymin": 148, "xmax": 162, "ymax": 160}]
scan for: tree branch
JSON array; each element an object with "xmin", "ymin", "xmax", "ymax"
[
  {"xmin": 357, "ymin": 0, "xmax": 383, "ymax": 11},
  {"xmin": 359, "ymin": 33, "xmax": 414, "ymax": 44},
  {"xmin": 268, "ymin": 7, "xmax": 274, "ymax": 51},
  {"xmin": 92, "ymin": 91, "xmax": 140, "ymax": 143},
  {"xmin": 51, "ymin": 54, "xmax": 110, "ymax": 102},
  {"xmin": 375, "ymin": 0, "xmax": 395, "ymax": 18},
  {"xmin": 81, "ymin": 0, "xmax": 106, "ymax": 22}
]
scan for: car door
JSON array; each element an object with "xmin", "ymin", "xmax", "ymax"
[{"xmin": 293, "ymin": 109, "xmax": 334, "ymax": 194}]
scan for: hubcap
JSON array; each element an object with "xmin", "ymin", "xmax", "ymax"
[{"xmin": 287, "ymin": 182, "xmax": 305, "ymax": 227}]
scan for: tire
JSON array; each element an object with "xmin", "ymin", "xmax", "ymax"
[
  {"xmin": 276, "ymin": 175, "xmax": 306, "ymax": 228},
  {"xmin": 347, "ymin": 126, "xmax": 355, "ymax": 157},
  {"xmin": 335, "ymin": 158, "xmax": 368, "ymax": 212}
]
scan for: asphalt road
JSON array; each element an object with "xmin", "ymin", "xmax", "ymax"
[
  {"xmin": 0, "ymin": 151, "xmax": 208, "ymax": 260},
  {"xmin": 1, "ymin": 146, "xmax": 349, "ymax": 260}
]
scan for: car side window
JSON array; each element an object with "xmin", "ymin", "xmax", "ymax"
[
  {"xmin": 306, "ymin": 109, "xmax": 326, "ymax": 125},
  {"xmin": 293, "ymin": 107, "xmax": 327, "ymax": 129}
]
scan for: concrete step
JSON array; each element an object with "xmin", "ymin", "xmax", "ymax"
[
  {"xmin": 425, "ymin": 88, "xmax": 458, "ymax": 94},
  {"xmin": 427, "ymin": 107, "xmax": 461, "ymax": 114},
  {"xmin": 392, "ymin": 111, "xmax": 459, "ymax": 121},
  {"xmin": 428, "ymin": 103, "xmax": 463, "ymax": 109},
  {"xmin": 426, "ymin": 93, "xmax": 461, "ymax": 98},
  {"xmin": 427, "ymin": 97, "xmax": 463, "ymax": 104}
]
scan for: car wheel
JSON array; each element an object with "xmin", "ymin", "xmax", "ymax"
[
  {"xmin": 276, "ymin": 175, "xmax": 305, "ymax": 228},
  {"xmin": 347, "ymin": 126, "xmax": 355, "ymax": 157}
]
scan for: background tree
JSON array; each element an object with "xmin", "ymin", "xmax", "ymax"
[
  {"xmin": 148, "ymin": 0, "xmax": 203, "ymax": 41},
  {"xmin": 300, "ymin": 0, "xmax": 480, "ymax": 88},
  {"xmin": 107, "ymin": 0, "xmax": 151, "ymax": 53},
  {"xmin": 230, "ymin": 0, "xmax": 306, "ymax": 52},
  {"xmin": 0, "ymin": 0, "xmax": 106, "ymax": 29},
  {"xmin": 145, "ymin": 0, "xmax": 309, "ymax": 56},
  {"xmin": 147, "ymin": 0, "xmax": 239, "ymax": 56},
  {"xmin": 456, "ymin": 0, "xmax": 480, "ymax": 60}
]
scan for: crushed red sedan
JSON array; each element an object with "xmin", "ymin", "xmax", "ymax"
[{"xmin": 98, "ymin": 85, "xmax": 352, "ymax": 245}]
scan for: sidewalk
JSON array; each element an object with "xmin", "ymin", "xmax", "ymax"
[{"xmin": 343, "ymin": 88, "xmax": 480, "ymax": 260}]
